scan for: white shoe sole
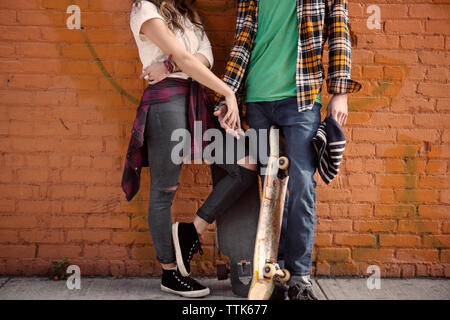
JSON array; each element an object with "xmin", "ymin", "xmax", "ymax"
[
  {"xmin": 161, "ymin": 284, "xmax": 210, "ymax": 298},
  {"xmin": 172, "ymin": 222, "xmax": 190, "ymax": 277}
]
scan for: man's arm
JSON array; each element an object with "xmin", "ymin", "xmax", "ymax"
[
  {"xmin": 213, "ymin": 0, "xmax": 256, "ymax": 110},
  {"xmin": 325, "ymin": 0, "xmax": 362, "ymax": 126}
]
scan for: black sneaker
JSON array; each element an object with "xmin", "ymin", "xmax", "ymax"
[
  {"xmin": 161, "ymin": 268, "xmax": 210, "ymax": 298},
  {"xmin": 172, "ymin": 222, "xmax": 203, "ymax": 277},
  {"xmin": 288, "ymin": 281, "xmax": 318, "ymax": 300}
]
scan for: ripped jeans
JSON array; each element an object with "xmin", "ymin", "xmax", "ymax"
[{"xmin": 145, "ymin": 93, "xmax": 256, "ymax": 264}]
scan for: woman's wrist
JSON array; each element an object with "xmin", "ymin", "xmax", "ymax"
[
  {"xmin": 224, "ymin": 87, "xmax": 235, "ymax": 99},
  {"xmin": 163, "ymin": 54, "xmax": 179, "ymax": 74}
]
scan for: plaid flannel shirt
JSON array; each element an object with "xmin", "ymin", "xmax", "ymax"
[
  {"xmin": 121, "ymin": 77, "xmax": 214, "ymax": 201},
  {"xmin": 214, "ymin": 0, "xmax": 362, "ymax": 112}
]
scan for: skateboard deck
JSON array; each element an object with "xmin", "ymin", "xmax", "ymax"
[
  {"xmin": 212, "ymin": 164, "xmax": 260, "ymax": 298},
  {"xmin": 248, "ymin": 126, "xmax": 290, "ymax": 300}
]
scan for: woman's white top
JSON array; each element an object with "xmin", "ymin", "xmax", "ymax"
[{"xmin": 130, "ymin": 1, "xmax": 214, "ymax": 79}]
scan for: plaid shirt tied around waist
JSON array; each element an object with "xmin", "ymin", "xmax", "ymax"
[
  {"xmin": 214, "ymin": 0, "xmax": 362, "ymax": 112},
  {"xmin": 121, "ymin": 78, "xmax": 215, "ymax": 201}
]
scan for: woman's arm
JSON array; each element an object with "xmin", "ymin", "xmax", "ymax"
[
  {"xmin": 140, "ymin": 18, "xmax": 240, "ymax": 133},
  {"xmin": 193, "ymin": 53, "xmax": 211, "ymax": 69},
  {"xmin": 141, "ymin": 52, "xmax": 210, "ymax": 82}
]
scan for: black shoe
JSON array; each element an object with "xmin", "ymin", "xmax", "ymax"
[
  {"xmin": 161, "ymin": 268, "xmax": 210, "ymax": 298},
  {"xmin": 172, "ymin": 222, "xmax": 203, "ymax": 277},
  {"xmin": 270, "ymin": 281, "xmax": 288, "ymax": 300},
  {"xmin": 288, "ymin": 281, "xmax": 318, "ymax": 300}
]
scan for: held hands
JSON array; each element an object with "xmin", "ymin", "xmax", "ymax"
[
  {"xmin": 327, "ymin": 93, "xmax": 348, "ymax": 127},
  {"xmin": 141, "ymin": 61, "xmax": 244, "ymax": 139},
  {"xmin": 140, "ymin": 62, "xmax": 170, "ymax": 85},
  {"xmin": 213, "ymin": 94, "xmax": 244, "ymax": 139}
]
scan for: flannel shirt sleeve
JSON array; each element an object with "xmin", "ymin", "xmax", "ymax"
[
  {"xmin": 213, "ymin": 0, "xmax": 256, "ymax": 110},
  {"xmin": 325, "ymin": 0, "xmax": 362, "ymax": 94}
]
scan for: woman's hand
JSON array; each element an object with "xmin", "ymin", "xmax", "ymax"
[
  {"xmin": 214, "ymin": 94, "xmax": 244, "ymax": 139},
  {"xmin": 140, "ymin": 18, "xmax": 242, "ymax": 122},
  {"xmin": 140, "ymin": 62, "xmax": 169, "ymax": 85}
]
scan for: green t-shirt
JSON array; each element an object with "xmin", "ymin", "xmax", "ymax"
[{"xmin": 244, "ymin": 0, "xmax": 321, "ymax": 105}]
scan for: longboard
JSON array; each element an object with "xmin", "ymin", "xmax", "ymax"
[
  {"xmin": 213, "ymin": 164, "xmax": 260, "ymax": 298},
  {"xmin": 248, "ymin": 126, "xmax": 290, "ymax": 300}
]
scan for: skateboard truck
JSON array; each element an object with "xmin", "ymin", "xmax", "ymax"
[
  {"xmin": 262, "ymin": 259, "xmax": 290, "ymax": 282},
  {"xmin": 217, "ymin": 259, "xmax": 252, "ymax": 285},
  {"xmin": 236, "ymin": 260, "xmax": 252, "ymax": 285}
]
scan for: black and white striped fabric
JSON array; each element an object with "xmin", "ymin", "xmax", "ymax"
[{"xmin": 312, "ymin": 116, "xmax": 346, "ymax": 184}]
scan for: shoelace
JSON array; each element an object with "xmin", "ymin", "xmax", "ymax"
[
  {"xmin": 293, "ymin": 284, "xmax": 318, "ymax": 300},
  {"xmin": 174, "ymin": 271, "xmax": 197, "ymax": 288},
  {"xmin": 187, "ymin": 239, "xmax": 203, "ymax": 262}
]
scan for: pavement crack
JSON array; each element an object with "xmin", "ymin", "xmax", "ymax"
[
  {"xmin": 315, "ymin": 279, "xmax": 329, "ymax": 300},
  {"xmin": 0, "ymin": 277, "xmax": 11, "ymax": 291}
]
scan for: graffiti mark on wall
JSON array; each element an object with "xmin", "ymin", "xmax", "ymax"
[{"xmin": 67, "ymin": 0, "xmax": 139, "ymax": 105}]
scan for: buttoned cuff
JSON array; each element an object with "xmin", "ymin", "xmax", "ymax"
[{"xmin": 326, "ymin": 77, "xmax": 362, "ymax": 95}]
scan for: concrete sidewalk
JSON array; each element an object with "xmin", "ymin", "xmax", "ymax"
[{"xmin": 0, "ymin": 276, "xmax": 449, "ymax": 300}]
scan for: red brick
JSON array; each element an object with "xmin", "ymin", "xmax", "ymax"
[
  {"xmin": 111, "ymin": 232, "xmax": 151, "ymax": 245},
  {"xmin": 84, "ymin": 245, "xmax": 128, "ymax": 259},
  {"xmin": 409, "ymin": 5, "xmax": 450, "ymax": 19},
  {"xmin": 353, "ymin": 248, "xmax": 395, "ymax": 263},
  {"xmin": 131, "ymin": 246, "xmax": 157, "ymax": 260},
  {"xmin": 0, "ymin": 245, "xmax": 35, "ymax": 258},
  {"xmin": 417, "ymin": 205, "xmax": 449, "ymax": 219},
  {"xmin": 67, "ymin": 231, "xmax": 111, "ymax": 243},
  {"xmin": 0, "ymin": 216, "xmax": 37, "ymax": 228},
  {"xmin": 385, "ymin": 20, "xmax": 424, "ymax": 34},
  {"xmin": 317, "ymin": 248, "xmax": 351, "ymax": 262},
  {"xmin": 398, "ymin": 220, "xmax": 440, "ymax": 234},
  {"xmin": 50, "ymin": 216, "xmax": 85, "ymax": 229},
  {"xmin": 354, "ymin": 220, "xmax": 396, "ymax": 233},
  {"xmin": 0, "ymin": 231, "xmax": 18, "ymax": 243},
  {"xmin": 334, "ymin": 234, "xmax": 377, "ymax": 247},
  {"xmin": 396, "ymin": 249, "xmax": 439, "ymax": 263},
  {"xmin": 19, "ymin": 231, "xmax": 64, "ymax": 243},
  {"xmin": 379, "ymin": 234, "xmax": 421, "ymax": 248},
  {"xmin": 330, "ymin": 263, "xmax": 359, "ymax": 276},
  {"xmin": 374, "ymin": 204, "xmax": 415, "ymax": 218},
  {"xmin": 422, "ymin": 235, "xmax": 450, "ymax": 249},
  {"xmin": 314, "ymin": 233, "xmax": 332, "ymax": 247},
  {"xmin": 38, "ymin": 245, "xmax": 81, "ymax": 259},
  {"xmin": 87, "ymin": 216, "xmax": 130, "ymax": 229}
]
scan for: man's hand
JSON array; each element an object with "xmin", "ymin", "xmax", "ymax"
[
  {"xmin": 327, "ymin": 93, "xmax": 348, "ymax": 127},
  {"xmin": 140, "ymin": 62, "xmax": 169, "ymax": 85},
  {"xmin": 213, "ymin": 103, "xmax": 244, "ymax": 139}
]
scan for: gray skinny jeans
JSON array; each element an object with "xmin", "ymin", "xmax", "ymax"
[{"xmin": 145, "ymin": 93, "xmax": 256, "ymax": 264}]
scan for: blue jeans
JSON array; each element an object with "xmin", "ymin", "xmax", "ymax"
[{"xmin": 246, "ymin": 97, "xmax": 322, "ymax": 276}]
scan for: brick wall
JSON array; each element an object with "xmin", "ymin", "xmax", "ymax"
[{"xmin": 0, "ymin": 0, "xmax": 448, "ymax": 278}]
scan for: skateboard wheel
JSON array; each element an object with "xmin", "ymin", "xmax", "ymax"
[
  {"xmin": 217, "ymin": 263, "xmax": 229, "ymax": 280},
  {"xmin": 278, "ymin": 157, "xmax": 289, "ymax": 170},
  {"xmin": 263, "ymin": 263, "xmax": 276, "ymax": 279},
  {"xmin": 279, "ymin": 269, "xmax": 291, "ymax": 282}
]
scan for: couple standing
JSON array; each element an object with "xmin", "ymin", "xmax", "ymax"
[{"xmin": 122, "ymin": 0, "xmax": 361, "ymax": 300}]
